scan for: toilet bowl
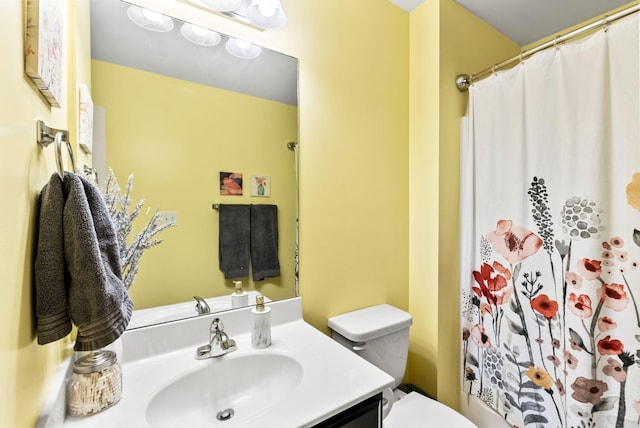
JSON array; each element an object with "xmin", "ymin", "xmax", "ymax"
[
  {"xmin": 328, "ymin": 304, "xmax": 477, "ymax": 428},
  {"xmin": 384, "ymin": 392, "xmax": 476, "ymax": 428}
]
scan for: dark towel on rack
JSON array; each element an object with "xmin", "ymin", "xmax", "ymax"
[
  {"xmin": 250, "ymin": 204, "xmax": 280, "ymax": 281},
  {"xmin": 63, "ymin": 174, "xmax": 133, "ymax": 351},
  {"xmin": 219, "ymin": 204, "xmax": 251, "ymax": 279},
  {"xmin": 35, "ymin": 173, "xmax": 73, "ymax": 345}
]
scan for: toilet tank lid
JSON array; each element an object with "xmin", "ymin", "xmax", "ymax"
[{"xmin": 327, "ymin": 304, "xmax": 413, "ymax": 342}]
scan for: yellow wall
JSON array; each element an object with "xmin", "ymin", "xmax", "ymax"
[
  {"xmin": 0, "ymin": 1, "xmax": 90, "ymax": 427},
  {"xmin": 91, "ymin": 60, "xmax": 298, "ymax": 308},
  {"xmin": 408, "ymin": 0, "xmax": 520, "ymax": 407},
  {"xmin": 408, "ymin": 0, "xmax": 441, "ymax": 396},
  {"xmin": 293, "ymin": 0, "xmax": 411, "ymax": 331}
]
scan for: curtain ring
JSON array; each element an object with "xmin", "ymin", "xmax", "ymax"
[
  {"xmin": 492, "ymin": 64, "xmax": 497, "ymax": 75},
  {"xmin": 602, "ymin": 15, "xmax": 609, "ymax": 33},
  {"xmin": 519, "ymin": 52, "xmax": 524, "ymax": 65},
  {"xmin": 553, "ymin": 35, "xmax": 561, "ymax": 50}
]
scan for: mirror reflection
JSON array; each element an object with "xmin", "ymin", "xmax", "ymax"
[{"xmin": 89, "ymin": 0, "xmax": 299, "ymax": 328}]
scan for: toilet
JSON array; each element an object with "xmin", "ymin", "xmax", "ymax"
[{"xmin": 328, "ymin": 304, "xmax": 477, "ymax": 428}]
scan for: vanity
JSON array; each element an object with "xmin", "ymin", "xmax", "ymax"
[{"xmin": 38, "ymin": 298, "xmax": 393, "ymax": 428}]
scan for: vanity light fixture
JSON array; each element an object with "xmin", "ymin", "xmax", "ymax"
[
  {"xmin": 246, "ymin": 0, "xmax": 287, "ymax": 29},
  {"xmin": 225, "ymin": 37, "xmax": 262, "ymax": 59},
  {"xmin": 126, "ymin": 5, "xmax": 174, "ymax": 32},
  {"xmin": 187, "ymin": 0, "xmax": 288, "ymax": 30},
  {"xmin": 199, "ymin": 0, "xmax": 243, "ymax": 12},
  {"xmin": 180, "ymin": 23, "xmax": 222, "ymax": 46}
]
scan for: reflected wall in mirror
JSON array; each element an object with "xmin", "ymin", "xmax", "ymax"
[{"xmin": 89, "ymin": 0, "xmax": 299, "ymax": 327}]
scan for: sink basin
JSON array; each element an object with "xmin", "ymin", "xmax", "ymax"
[
  {"xmin": 57, "ymin": 298, "xmax": 394, "ymax": 428},
  {"xmin": 145, "ymin": 353, "xmax": 303, "ymax": 427}
]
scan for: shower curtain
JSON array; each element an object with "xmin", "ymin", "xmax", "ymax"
[{"xmin": 460, "ymin": 15, "xmax": 640, "ymax": 428}]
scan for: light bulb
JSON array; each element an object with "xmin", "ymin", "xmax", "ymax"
[
  {"xmin": 190, "ymin": 24, "xmax": 209, "ymax": 36},
  {"xmin": 236, "ymin": 40, "xmax": 251, "ymax": 50},
  {"xmin": 127, "ymin": 5, "xmax": 174, "ymax": 32},
  {"xmin": 141, "ymin": 8, "xmax": 163, "ymax": 23},
  {"xmin": 225, "ymin": 37, "xmax": 261, "ymax": 59},
  {"xmin": 180, "ymin": 23, "xmax": 221, "ymax": 46},
  {"xmin": 246, "ymin": 0, "xmax": 287, "ymax": 29},
  {"xmin": 258, "ymin": 1, "xmax": 277, "ymax": 17}
]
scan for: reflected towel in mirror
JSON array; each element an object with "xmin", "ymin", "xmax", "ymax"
[
  {"xmin": 250, "ymin": 204, "xmax": 280, "ymax": 281},
  {"xmin": 219, "ymin": 204, "xmax": 251, "ymax": 279}
]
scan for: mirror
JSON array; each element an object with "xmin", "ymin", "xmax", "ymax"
[{"xmin": 89, "ymin": 0, "xmax": 299, "ymax": 328}]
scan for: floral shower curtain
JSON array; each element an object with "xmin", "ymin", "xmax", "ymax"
[{"xmin": 460, "ymin": 15, "xmax": 640, "ymax": 428}]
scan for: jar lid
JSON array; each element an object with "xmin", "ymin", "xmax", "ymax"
[{"xmin": 73, "ymin": 350, "xmax": 118, "ymax": 374}]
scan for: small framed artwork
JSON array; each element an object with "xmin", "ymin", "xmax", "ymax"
[
  {"xmin": 220, "ymin": 172, "xmax": 243, "ymax": 195},
  {"xmin": 251, "ymin": 175, "xmax": 271, "ymax": 197},
  {"xmin": 78, "ymin": 84, "xmax": 93, "ymax": 154},
  {"xmin": 25, "ymin": 0, "xmax": 63, "ymax": 107}
]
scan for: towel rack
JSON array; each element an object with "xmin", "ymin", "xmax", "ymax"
[{"xmin": 37, "ymin": 120, "xmax": 76, "ymax": 179}]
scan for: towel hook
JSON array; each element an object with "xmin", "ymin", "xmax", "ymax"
[
  {"xmin": 54, "ymin": 132, "xmax": 76, "ymax": 178},
  {"xmin": 37, "ymin": 120, "xmax": 76, "ymax": 179}
]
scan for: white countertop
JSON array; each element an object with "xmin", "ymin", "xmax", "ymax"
[{"xmin": 50, "ymin": 298, "xmax": 393, "ymax": 428}]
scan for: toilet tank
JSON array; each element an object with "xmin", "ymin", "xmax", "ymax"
[{"xmin": 328, "ymin": 304, "xmax": 412, "ymax": 388}]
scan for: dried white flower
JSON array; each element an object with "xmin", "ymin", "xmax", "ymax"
[{"xmin": 96, "ymin": 168, "xmax": 175, "ymax": 289}]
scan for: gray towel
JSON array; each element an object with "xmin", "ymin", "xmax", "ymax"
[
  {"xmin": 250, "ymin": 204, "xmax": 280, "ymax": 281},
  {"xmin": 63, "ymin": 174, "xmax": 133, "ymax": 351},
  {"xmin": 35, "ymin": 173, "xmax": 73, "ymax": 344},
  {"xmin": 219, "ymin": 204, "xmax": 251, "ymax": 279}
]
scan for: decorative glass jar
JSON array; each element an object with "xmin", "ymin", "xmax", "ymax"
[{"xmin": 67, "ymin": 350, "xmax": 122, "ymax": 416}]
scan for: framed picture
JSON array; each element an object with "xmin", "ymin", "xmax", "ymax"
[
  {"xmin": 251, "ymin": 175, "xmax": 271, "ymax": 197},
  {"xmin": 220, "ymin": 172, "xmax": 243, "ymax": 195},
  {"xmin": 25, "ymin": 0, "xmax": 63, "ymax": 107},
  {"xmin": 78, "ymin": 84, "xmax": 93, "ymax": 154}
]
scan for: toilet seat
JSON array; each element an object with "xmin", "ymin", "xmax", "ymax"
[{"xmin": 383, "ymin": 392, "xmax": 477, "ymax": 428}]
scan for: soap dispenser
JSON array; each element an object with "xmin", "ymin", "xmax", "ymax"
[
  {"xmin": 251, "ymin": 294, "xmax": 271, "ymax": 348},
  {"xmin": 231, "ymin": 280, "xmax": 248, "ymax": 308}
]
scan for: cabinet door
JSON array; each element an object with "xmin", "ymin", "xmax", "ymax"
[{"xmin": 312, "ymin": 393, "xmax": 382, "ymax": 428}]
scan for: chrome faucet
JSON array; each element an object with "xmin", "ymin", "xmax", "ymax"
[
  {"xmin": 195, "ymin": 318, "xmax": 237, "ymax": 359},
  {"xmin": 193, "ymin": 296, "xmax": 210, "ymax": 315}
]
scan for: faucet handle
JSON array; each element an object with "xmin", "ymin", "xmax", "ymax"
[
  {"xmin": 209, "ymin": 318, "xmax": 224, "ymax": 343},
  {"xmin": 210, "ymin": 318, "xmax": 224, "ymax": 333}
]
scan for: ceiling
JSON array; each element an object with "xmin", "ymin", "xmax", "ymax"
[{"xmin": 390, "ymin": 0, "xmax": 632, "ymax": 45}]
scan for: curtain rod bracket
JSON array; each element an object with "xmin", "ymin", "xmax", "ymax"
[{"xmin": 456, "ymin": 74, "xmax": 471, "ymax": 92}]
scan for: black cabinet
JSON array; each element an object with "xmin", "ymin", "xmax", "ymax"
[{"xmin": 311, "ymin": 393, "xmax": 382, "ymax": 428}]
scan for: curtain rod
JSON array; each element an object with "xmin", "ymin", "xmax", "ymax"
[{"xmin": 455, "ymin": 3, "xmax": 640, "ymax": 92}]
